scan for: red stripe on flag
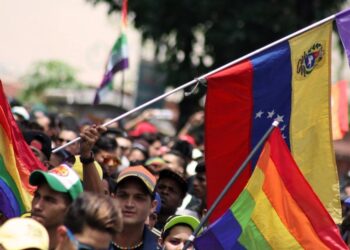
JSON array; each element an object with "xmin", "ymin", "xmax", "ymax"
[
  {"xmin": 0, "ymin": 82, "xmax": 45, "ymax": 193},
  {"xmin": 205, "ymin": 60, "xmax": 254, "ymax": 222},
  {"xmin": 269, "ymin": 129, "xmax": 346, "ymax": 249}
]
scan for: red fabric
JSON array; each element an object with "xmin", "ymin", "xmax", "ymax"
[
  {"xmin": 129, "ymin": 122, "xmax": 158, "ymax": 137},
  {"xmin": 270, "ymin": 129, "xmax": 348, "ymax": 249},
  {"xmin": 179, "ymin": 134, "xmax": 196, "ymax": 146},
  {"xmin": 205, "ymin": 60, "xmax": 253, "ymax": 222},
  {"xmin": 0, "ymin": 82, "xmax": 46, "ymax": 194}
]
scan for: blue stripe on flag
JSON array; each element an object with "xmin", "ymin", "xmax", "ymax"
[
  {"xmin": 250, "ymin": 42, "xmax": 292, "ymax": 168},
  {"xmin": 195, "ymin": 210, "xmax": 244, "ymax": 250}
]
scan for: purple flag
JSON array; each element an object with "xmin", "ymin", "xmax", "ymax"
[
  {"xmin": 336, "ymin": 8, "xmax": 350, "ymax": 66},
  {"xmin": 93, "ymin": 33, "xmax": 129, "ymax": 105}
]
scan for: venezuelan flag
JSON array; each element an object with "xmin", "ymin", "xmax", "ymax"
[
  {"xmin": 0, "ymin": 82, "xmax": 46, "ymax": 217},
  {"xmin": 195, "ymin": 129, "xmax": 347, "ymax": 249},
  {"xmin": 205, "ymin": 21, "xmax": 341, "ymax": 223}
]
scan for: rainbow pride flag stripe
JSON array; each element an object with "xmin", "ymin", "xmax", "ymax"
[
  {"xmin": 195, "ymin": 129, "xmax": 347, "ymax": 249},
  {"xmin": 0, "ymin": 82, "xmax": 46, "ymax": 217},
  {"xmin": 205, "ymin": 21, "xmax": 341, "ymax": 223}
]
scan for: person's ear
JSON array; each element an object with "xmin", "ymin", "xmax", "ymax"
[
  {"xmin": 56, "ymin": 225, "xmax": 69, "ymax": 241},
  {"xmin": 56, "ymin": 225, "xmax": 77, "ymax": 250},
  {"xmin": 55, "ymin": 225, "xmax": 71, "ymax": 250},
  {"xmin": 151, "ymin": 198, "xmax": 158, "ymax": 213}
]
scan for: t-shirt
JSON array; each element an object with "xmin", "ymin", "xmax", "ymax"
[
  {"xmin": 110, "ymin": 226, "xmax": 158, "ymax": 250},
  {"xmin": 72, "ymin": 156, "xmax": 103, "ymax": 181}
]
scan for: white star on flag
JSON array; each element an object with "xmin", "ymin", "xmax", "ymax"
[
  {"xmin": 281, "ymin": 125, "xmax": 287, "ymax": 131},
  {"xmin": 275, "ymin": 114, "xmax": 284, "ymax": 123},
  {"xmin": 255, "ymin": 111, "xmax": 264, "ymax": 118},
  {"xmin": 267, "ymin": 110, "xmax": 275, "ymax": 118}
]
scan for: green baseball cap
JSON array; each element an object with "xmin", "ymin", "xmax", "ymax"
[
  {"xmin": 162, "ymin": 215, "xmax": 201, "ymax": 237},
  {"xmin": 30, "ymin": 164, "xmax": 83, "ymax": 200}
]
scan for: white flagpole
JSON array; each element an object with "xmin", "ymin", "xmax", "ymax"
[
  {"xmin": 52, "ymin": 14, "xmax": 335, "ymax": 153},
  {"xmin": 120, "ymin": 71, "xmax": 125, "ymax": 108}
]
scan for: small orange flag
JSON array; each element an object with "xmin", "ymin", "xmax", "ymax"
[{"xmin": 331, "ymin": 80, "xmax": 348, "ymax": 140}]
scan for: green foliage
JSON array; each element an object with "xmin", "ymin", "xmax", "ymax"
[
  {"xmin": 88, "ymin": 0, "xmax": 344, "ymax": 83},
  {"xmin": 87, "ymin": 0, "xmax": 345, "ymax": 126},
  {"xmin": 20, "ymin": 60, "xmax": 83, "ymax": 102}
]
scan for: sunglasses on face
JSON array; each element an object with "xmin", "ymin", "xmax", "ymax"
[
  {"xmin": 66, "ymin": 228, "xmax": 113, "ymax": 250},
  {"xmin": 100, "ymin": 155, "xmax": 120, "ymax": 165}
]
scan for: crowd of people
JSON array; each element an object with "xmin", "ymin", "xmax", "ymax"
[
  {"xmin": 0, "ymin": 103, "xmax": 207, "ymax": 250},
  {"xmin": 2, "ymin": 101, "xmax": 350, "ymax": 249}
]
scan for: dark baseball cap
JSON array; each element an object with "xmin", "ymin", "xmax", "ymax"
[
  {"xmin": 158, "ymin": 169, "xmax": 188, "ymax": 195},
  {"xmin": 23, "ymin": 130, "xmax": 52, "ymax": 160}
]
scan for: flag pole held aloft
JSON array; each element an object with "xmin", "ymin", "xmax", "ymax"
[
  {"xmin": 182, "ymin": 121, "xmax": 279, "ymax": 250},
  {"xmin": 53, "ymin": 10, "xmax": 340, "ymax": 154},
  {"xmin": 204, "ymin": 16, "xmax": 342, "ymax": 223},
  {"xmin": 52, "ymin": 78, "xmax": 198, "ymax": 153}
]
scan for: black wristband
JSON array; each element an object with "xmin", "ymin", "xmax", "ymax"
[{"xmin": 80, "ymin": 152, "xmax": 94, "ymax": 165}]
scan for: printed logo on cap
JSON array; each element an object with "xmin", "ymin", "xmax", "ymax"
[
  {"xmin": 48, "ymin": 164, "xmax": 80, "ymax": 190},
  {"xmin": 49, "ymin": 165, "xmax": 69, "ymax": 177}
]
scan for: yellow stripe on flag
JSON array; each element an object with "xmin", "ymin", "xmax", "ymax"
[
  {"xmin": 0, "ymin": 126, "xmax": 32, "ymax": 211},
  {"xmin": 261, "ymin": 157, "xmax": 330, "ymax": 249},
  {"xmin": 289, "ymin": 21, "xmax": 341, "ymax": 223},
  {"xmin": 246, "ymin": 167, "xmax": 302, "ymax": 249}
]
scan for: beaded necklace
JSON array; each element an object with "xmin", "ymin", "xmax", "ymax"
[{"xmin": 112, "ymin": 240, "xmax": 143, "ymax": 250}]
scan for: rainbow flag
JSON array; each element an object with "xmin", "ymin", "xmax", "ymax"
[
  {"xmin": 331, "ymin": 80, "xmax": 348, "ymax": 140},
  {"xmin": 93, "ymin": 0, "xmax": 129, "ymax": 104},
  {"xmin": 195, "ymin": 129, "xmax": 347, "ymax": 250},
  {"xmin": 0, "ymin": 82, "xmax": 46, "ymax": 218},
  {"xmin": 205, "ymin": 21, "xmax": 342, "ymax": 223}
]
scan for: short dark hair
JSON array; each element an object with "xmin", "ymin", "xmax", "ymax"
[
  {"xmin": 102, "ymin": 174, "xmax": 117, "ymax": 194},
  {"xmin": 140, "ymin": 133, "xmax": 162, "ymax": 145},
  {"xmin": 22, "ymin": 130, "xmax": 52, "ymax": 160},
  {"xmin": 195, "ymin": 160, "xmax": 206, "ymax": 173},
  {"xmin": 64, "ymin": 192, "xmax": 122, "ymax": 236},
  {"xmin": 171, "ymin": 140, "xmax": 193, "ymax": 163},
  {"xmin": 36, "ymin": 178, "xmax": 72, "ymax": 204},
  {"xmin": 103, "ymin": 128, "xmax": 129, "ymax": 139},
  {"xmin": 131, "ymin": 139, "xmax": 149, "ymax": 159},
  {"xmin": 165, "ymin": 150, "xmax": 186, "ymax": 169},
  {"xmin": 93, "ymin": 135, "xmax": 118, "ymax": 153},
  {"xmin": 102, "ymin": 128, "xmax": 131, "ymax": 139}
]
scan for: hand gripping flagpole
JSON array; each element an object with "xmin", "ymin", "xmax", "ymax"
[
  {"xmin": 52, "ymin": 12, "xmax": 334, "ymax": 154},
  {"xmin": 52, "ymin": 78, "xmax": 199, "ymax": 153},
  {"xmin": 182, "ymin": 121, "xmax": 279, "ymax": 250}
]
